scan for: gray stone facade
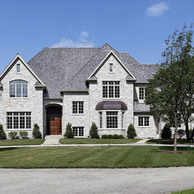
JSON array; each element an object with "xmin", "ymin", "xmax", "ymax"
[{"xmin": 0, "ymin": 44, "xmax": 193, "ymax": 139}]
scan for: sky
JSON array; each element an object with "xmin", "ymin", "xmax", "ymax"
[{"xmin": 0, "ymin": 0, "xmax": 193, "ymax": 73}]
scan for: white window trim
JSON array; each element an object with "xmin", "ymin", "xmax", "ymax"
[
  {"xmin": 102, "ymin": 81, "xmax": 120, "ymax": 99},
  {"xmin": 73, "ymin": 126, "xmax": 84, "ymax": 137},
  {"xmin": 138, "ymin": 116, "xmax": 150, "ymax": 127},
  {"xmin": 7, "ymin": 112, "xmax": 31, "ymax": 130},
  {"xmin": 72, "ymin": 101, "xmax": 84, "ymax": 114},
  {"xmin": 9, "ymin": 80, "xmax": 28, "ymax": 98}
]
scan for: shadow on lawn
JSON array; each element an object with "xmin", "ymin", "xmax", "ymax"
[
  {"xmin": 157, "ymin": 146, "xmax": 194, "ymax": 153},
  {"xmin": 0, "ymin": 147, "xmax": 20, "ymax": 152}
]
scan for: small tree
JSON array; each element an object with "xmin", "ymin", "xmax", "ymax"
[
  {"xmin": 32, "ymin": 123, "xmax": 42, "ymax": 139},
  {"xmin": 64, "ymin": 123, "xmax": 74, "ymax": 138},
  {"xmin": 127, "ymin": 124, "xmax": 137, "ymax": 139},
  {"xmin": 161, "ymin": 124, "xmax": 172, "ymax": 139},
  {"xmin": 0, "ymin": 124, "xmax": 6, "ymax": 140},
  {"xmin": 89, "ymin": 122, "xmax": 99, "ymax": 138},
  {"xmin": 177, "ymin": 129, "xmax": 185, "ymax": 139}
]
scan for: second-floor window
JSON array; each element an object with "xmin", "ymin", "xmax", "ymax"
[
  {"xmin": 103, "ymin": 81, "xmax": 120, "ymax": 98},
  {"xmin": 10, "ymin": 80, "xmax": 28, "ymax": 97},
  {"xmin": 139, "ymin": 87, "xmax": 145, "ymax": 100},
  {"xmin": 72, "ymin": 101, "xmax": 84, "ymax": 114}
]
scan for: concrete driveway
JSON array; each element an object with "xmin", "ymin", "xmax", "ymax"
[{"xmin": 0, "ymin": 167, "xmax": 194, "ymax": 194}]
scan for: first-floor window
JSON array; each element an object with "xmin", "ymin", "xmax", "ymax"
[
  {"xmin": 138, "ymin": 117, "xmax": 149, "ymax": 126},
  {"xmin": 7, "ymin": 112, "xmax": 31, "ymax": 129},
  {"xmin": 99, "ymin": 112, "xmax": 102, "ymax": 128},
  {"xmin": 73, "ymin": 127, "xmax": 84, "ymax": 137},
  {"xmin": 106, "ymin": 111, "xmax": 118, "ymax": 128}
]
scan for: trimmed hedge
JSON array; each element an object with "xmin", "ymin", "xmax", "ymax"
[
  {"xmin": 32, "ymin": 124, "xmax": 42, "ymax": 139},
  {"xmin": 101, "ymin": 134, "xmax": 124, "ymax": 139},
  {"xmin": 19, "ymin": 131, "xmax": 28, "ymax": 139},
  {"xmin": 64, "ymin": 123, "xmax": 74, "ymax": 138},
  {"xmin": 8, "ymin": 132, "xmax": 18, "ymax": 139}
]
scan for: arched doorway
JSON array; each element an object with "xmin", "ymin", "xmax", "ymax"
[{"xmin": 46, "ymin": 106, "xmax": 62, "ymax": 135}]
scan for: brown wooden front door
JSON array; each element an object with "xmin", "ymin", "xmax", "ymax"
[
  {"xmin": 48, "ymin": 116, "xmax": 62, "ymax": 135},
  {"xmin": 46, "ymin": 106, "xmax": 62, "ymax": 135}
]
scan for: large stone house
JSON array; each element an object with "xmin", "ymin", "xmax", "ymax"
[{"xmin": 0, "ymin": 43, "xmax": 191, "ymax": 138}]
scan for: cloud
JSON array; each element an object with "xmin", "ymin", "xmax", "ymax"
[
  {"xmin": 52, "ymin": 31, "xmax": 95, "ymax": 48},
  {"xmin": 146, "ymin": 2, "xmax": 169, "ymax": 17}
]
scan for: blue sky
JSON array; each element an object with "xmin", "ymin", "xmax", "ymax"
[{"xmin": 0, "ymin": 0, "xmax": 193, "ymax": 73}]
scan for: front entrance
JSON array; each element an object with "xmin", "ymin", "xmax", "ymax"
[{"xmin": 46, "ymin": 106, "xmax": 62, "ymax": 135}]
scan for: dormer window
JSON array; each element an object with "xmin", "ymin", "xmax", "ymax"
[
  {"xmin": 109, "ymin": 63, "xmax": 113, "ymax": 72},
  {"xmin": 17, "ymin": 64, "xmax": 20, "ymax": 73}
]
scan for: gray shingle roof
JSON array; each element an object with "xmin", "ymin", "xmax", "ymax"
[
  {"xmin": 28, "ymin": 43, "xmax": 159, "ymax": 98},
  {"xmin": 28, "ymin": 47, "xmax": 100, "ymax": 98}
]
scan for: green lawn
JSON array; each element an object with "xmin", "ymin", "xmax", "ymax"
[
  {"xmin": 0, "ymin": 139, "xmax": 45, "ymax": 146},
  {"xmin": 0, "ymin": 146, "xmax": 194, "ymax": 168},
  {"xmin": 147, "ymin": 139, "xmax": 194, "ymax": 145},
  {"xmin": 59, "ymin": 138, "xmax": 140, "ymax": 144},
  {"xmin": 171, "ymin": 188, "xmax": 194, "ymax": 194}
]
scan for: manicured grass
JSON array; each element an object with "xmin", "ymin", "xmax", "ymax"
[
  {"xmin": 147, "ymin": 139, "xmax": 194, "ymax": 145},
  {"xmin": 0, "ymin": 139, "xmax": 45, "ymax": 146},
  {"xmin": 0, "ymin": 146, "xmax": 194, "ymax": 168},
  {"xmin": 171, "ymin": 188, "xmax": 194, "ymax": 194},
  {"xmin": 59, "ymin": 138, "xmax": 140, "ymax": 144}
]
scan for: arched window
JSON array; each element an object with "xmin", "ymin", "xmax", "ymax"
[{"xmin": 10, "ymin": 80, "xmax": 28, "ymax": 97}]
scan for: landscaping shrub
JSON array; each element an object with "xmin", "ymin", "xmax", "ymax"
[
  {"xmin": 107, "ymin": 134, "xmax": 113, "ymax": 139},
  {"xmin": 8, "ymin": 132, "xmax": 18, "ymax": 139},
  {"xmin": 177, "ymin": 129, "xmax": 185, "ymax": 139},
  {"xmin": 113, "ymin": 134, "xmax": 119, "ymax": 139},
  {"xmin": 19, "ymin": 131, "xmax": 28, "ymax": 139},
  {"xmin": 32, "ymin": 123, "xmax": 42, "ymax": 139},
  {"xmin": 161, "ymin": 124, "xmax": 171, "ymax": 139},
  {"xmin": 118, "ymin": 135, "xmax": 124, "ymax": 139},
  {"xmin": 64, "ymin": 123, "xmax": 74, "ymax": 138},
  {"xmin": 0, "ymin": 124, "xmax": 6, "ymax": 140},
  {"xmin": 101, "ymin": 135, "xmax": 107, "ymax": 139},
  {"xmin": 127, "ymin": 124, "xmax": 137, "ymax": 139},
  {"xmin": 101, "ymin": 134, "xmax": 123, "ymax": 139},
  {"xmin": 89, "ymin": 122, "xmax": 99, "ymax": 138}
]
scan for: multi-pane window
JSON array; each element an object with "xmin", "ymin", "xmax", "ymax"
[
  {"xmin": 7, "ymin": 112, "xmax": 31, "ymax": 129},
  {"xmin": 103, "ymin": 81, "xmax": 120, "ymax": 98},
  {"xmin": 121, "ymin": 112, "xmax": 124, "ymax": 129},
  {"xmin": 10, "ymin": 80, "xmax": 28, "ymax": 97},
  {"xmin": 99, "ymin": 112, "xmax": 102, "ymax": 128},
  {"xmin": 17, "ymin": 64, "xmax": 20, "ymax": 73},
  {"xmin": 72, "ymin": 101, "xmax": 84, "ymax": 114},
  {"xmin": 73, "ymin": 127, "xmax": 84, "ymax": 137},
  {"xmin": 139, "ymin": 87, "xmax": 145, "ymax": 100},
  {"xmin": 138, "ymin": 117, "xmax": 149, "ymax": 126},
  {"xmin": 106, "ymin": 111, "xmax": 118, "ymax": 128}
]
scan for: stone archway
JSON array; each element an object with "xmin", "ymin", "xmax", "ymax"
[{"xmin": 46, "ymin": 106, "xmax": 62, "ymax": 135}]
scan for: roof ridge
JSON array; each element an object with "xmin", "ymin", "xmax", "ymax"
[{"xmin": 28, "ymin": 47, "xmax": 47, "ymax": 64}]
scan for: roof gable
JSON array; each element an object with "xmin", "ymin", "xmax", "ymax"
[
  {"xmin": 0, "ymin": 54, "xmax": 45, "ymax": 86},
  {"xmin": 87, "ymin": 50, "xmax": 136, "ymax": 80}
]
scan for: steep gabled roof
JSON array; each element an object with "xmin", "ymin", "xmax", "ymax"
[
  {"xmin": 0, "ymin": 54, "xmax": 45, "ymax": 86},
  {"xmin": 27, "ymin": 43, "xmax": 159, "ymax": 97}
]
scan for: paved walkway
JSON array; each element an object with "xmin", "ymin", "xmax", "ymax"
[
  {"xmin": 1, "ymin": 167, "xmax": 194, "ymax": 194},
  {"xmin": 43, "ymin": 135, "xmax": 63, "ymax": 145}
]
